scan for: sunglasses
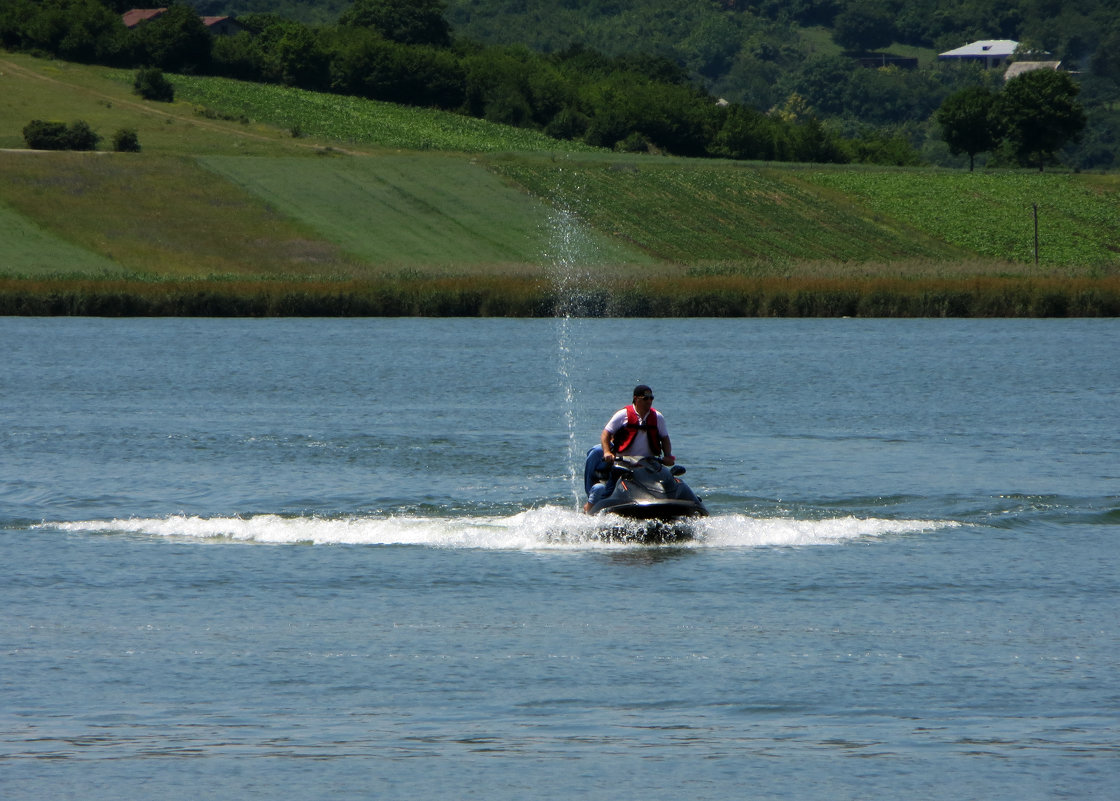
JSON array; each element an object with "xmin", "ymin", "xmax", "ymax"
[{"xmin": 635, "ymin": 395, "xmax": 654, "ymax": 401}]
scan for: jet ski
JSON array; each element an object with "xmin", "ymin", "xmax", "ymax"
[{"xmin": 588, "ymin": 455, "xmax": 708, "ymax": 543}]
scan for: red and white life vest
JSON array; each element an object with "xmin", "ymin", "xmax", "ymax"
[{"xmin": 611, "ymin": 404, "xmax": 662, "ymax": 455}]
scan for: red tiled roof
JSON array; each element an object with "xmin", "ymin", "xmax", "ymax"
[{"xmin": 122, "ymin": 9, "xmax": 167, "ymax": 28}]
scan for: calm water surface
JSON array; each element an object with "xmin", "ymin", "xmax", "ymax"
[{"xmin": 1, "ymin": 318, "xmax": 1117, "ymax": 800}]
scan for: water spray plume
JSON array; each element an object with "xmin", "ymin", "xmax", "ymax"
[{"xmin": 545, "ymin": 179, "xmax": 601, "ymax": 507}]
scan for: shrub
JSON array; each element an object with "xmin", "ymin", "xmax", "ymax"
[
  {"xmin": 65, "ymin": 120, "xmax": 101, "ymax": 150},
  {"xmin": 22, "ymin": 120, "xmax": 70, "ymax": 150},
  {"xmin": 134, "ymin": 67, "xmax": 175, "ymax": 102},
  {"xmin": 22, "ymin": 119, "xmax": 101, "ymax": 150},
  {"xmin": 615, "ymin": 131, "xmax": 651, "ymax": 153},
  {"xmin": 112, "ymin": 128, "xmax": 141, "ymax": 152}
]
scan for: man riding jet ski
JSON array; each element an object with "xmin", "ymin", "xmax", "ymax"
[{"xmin": 583, "ymin": 385, "xmax": 707, "ymax": 522}]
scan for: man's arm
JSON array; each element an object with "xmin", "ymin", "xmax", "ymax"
[
  {"xmin": 600, "ymin": 428, "xmax": 615, "ymax": 461},
  {"xmin": 660, "ymin": 436, "xmax": 675, "ymax": 465}
]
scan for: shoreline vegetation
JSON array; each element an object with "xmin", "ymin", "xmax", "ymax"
[
  {"xmin": 2, "ymin": 54, "xmax": 1119, "ymax": 318},
  {"xmin": 3, "ymin": 276, "xmax": 1117, "ymax": 318}
]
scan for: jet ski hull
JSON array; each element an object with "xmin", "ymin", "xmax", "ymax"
[
  {"xmin": 589, "ymin": 456, "xmax": 708, "ymax": 535},
  {"xmin": 597, "ymin": 498, "xmax": 708, "ymax": 521}
]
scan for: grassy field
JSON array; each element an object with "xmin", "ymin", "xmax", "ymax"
[
  {"xmin": 801, "ymin": 169, "xmax": 1120, "ymax": 269},
  {"xmin": 0, "ymin": 199, "xmax": 127, "ymax": 276},
  {"xmin": 0, "ymin": 151, "xmax": 363, "ymax": 277},
  {"xmin": 2, "ymin": 51, "xmax": 1119, "ymax": 316},
  {"xmin": 197, "ymin": 154, "xmax": 651, "ymax": 271}
]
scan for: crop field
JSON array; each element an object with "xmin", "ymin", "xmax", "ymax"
[
  {"xmin": 166, "ymin": 74, "xmax": 599, "ymax": 155},
  {"xmin": 488, "ymin": 155, "xmax": 972, "ymax": 266},
  {"xmin": 199, "ymin": 154, "xmax": 651, "ymax": 271},
  {"xmin": 802, "ymin": 170, "xmax": 1120, "ymax": 270}
]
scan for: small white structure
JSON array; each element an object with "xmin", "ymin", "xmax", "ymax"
[{"xmin": 938, "ymin": 40, "xmax": 1019, "ymax": 69}]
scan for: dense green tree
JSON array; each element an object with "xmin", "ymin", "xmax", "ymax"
[
  {"xmin": 111, "ymin": 127, "xmax": 141, "ymax": 152},
  {"xmin": 544, "ymin": 105, "xmax": 591, "ymax": 140},
  {"xmin": 133, "ymin": 66, "xmax": 175, "ymax": 101},
  {"xmin": 54, "ymin": 0, "xmax": 126, "ymax": 63},
  {"xmin": 790, "ymin": 116, "xmax": 849, "ymax": 163},
  {"xmin": 832, "ymin": 1, "xmax": 895, "ymax": 53},
  {"xmin": 936, "ymin": 85, "xmax": 1001, "ymax": 170},
  {"xmin": 339, "ymin": 0, "xmax": 451, "ymax": 47},
  {"xmin": 2, "ymin": 0, "xmax": 128, "ymax": 64},
  {"xmin": 846, "ymin": 127, "xmax": 923, "ymax": 165},
  {"xmin": 997, "ymin": 69, "xmax": 1086, "ymax": 170},
  {"xmin": 782, "ymin": 55, "xmax": 853, "ymax": 116},
  {"xmin": 22, "ymin": 120, "xmax": 72, "ymax": 150},
  {"xmin": 579, "ymin": 77, "xmax": 719, "ymax": 156},
  {"xmin": 842, "ymin": 65, "xmax": 947, "ymax": 124},
  {"xmin": 328, "ymin": 28, "xmax": 464, "ymax": 107},
  {"xmin": 61, "ymin": 119, "xmax": 99, "ymax": 150},
  {"xmin": 131, "ymin": 3, "xmax": 212, "ymax": 72},
  {"xmin": 710, "ymin": 104, "xmax": 789, "ymax": 161},
  {"xmin": 460, "ymin": 46, "xmax": 536, "ymax": 124},
  {"xmin": 1091, "ymin": 28, "xmax": 1120, "ymax": 85},
  {"xmin": 269, "ymin": 22, "xmax": 330, "ymax": 87},
  {"xmin": 211, "ymin": 30, "xmax": 266, "ymax": 81}
]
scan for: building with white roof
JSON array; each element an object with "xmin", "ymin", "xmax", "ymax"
[{"xmin": 938, "ymin": 40, "xmax": 1019, "ymax": 69}]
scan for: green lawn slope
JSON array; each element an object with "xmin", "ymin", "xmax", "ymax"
[{"xmin": 2, "ymin": 52, "xmax": 1118, "ymax": 316}]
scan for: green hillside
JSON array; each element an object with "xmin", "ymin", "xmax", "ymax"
[
  {"xmin": 198, "ymin": 154, "xmax": 651, "ymax": 269},
  {"xmin": 1, "ymin": 53, "xmax": 1118, "ymax": 316},
  {"xmin": 0, "ymin": 203, "xmax": 127, "ymax": 277}
]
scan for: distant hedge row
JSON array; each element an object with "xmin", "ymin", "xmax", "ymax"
[{"xmin": 2, "ymin": 277, "xmax": 1117, "ymax": 317}]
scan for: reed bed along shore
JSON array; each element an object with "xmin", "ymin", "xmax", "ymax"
[{"xmin": 3, "ymin": 275, "xmax": 1118, "ymax": 318}]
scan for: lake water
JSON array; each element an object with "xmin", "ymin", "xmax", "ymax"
[{"xmin": 1, "ymin": 317, "xmax": 1117, "ymax": 801}]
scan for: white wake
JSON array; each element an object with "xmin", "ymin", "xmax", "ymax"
[{"xmin": 41, "ymin": 507, "xmax": 956, "ymax": 550}]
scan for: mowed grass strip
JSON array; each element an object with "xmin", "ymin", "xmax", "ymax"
[
  {"xmin": 0, "ymin": 201, "xmax": 126, "ymax": 276},
  {"xmin": 800, "ymin": 169, "xmax": 1120, "ymax": 269},
  {"xmin": 198, "ymin": 154, "xmax": 653, "ymax": 271},
  {"xmin": 0, "ymin": 151, "xmax": 363, "ymax": 277},
  {"xmin": 487, "ymin": 156, "xmax": 972, "ymax": 265}
]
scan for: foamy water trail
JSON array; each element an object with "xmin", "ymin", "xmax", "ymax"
[{"xmin": 40, "ymin": 512, "xmax": 957, "ymax": 550}]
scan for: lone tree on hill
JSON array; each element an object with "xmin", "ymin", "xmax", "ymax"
[
  {"xmin": 997, "ymin": 69, "xmax": 1086, "ymax": 171},
  {"xmin": 936, "ymin": 85, "xmax": 1001, "ymax": 171},
  {"xmin": 134, "ymin": 67, "xmax": 174, "ymax": 102}
]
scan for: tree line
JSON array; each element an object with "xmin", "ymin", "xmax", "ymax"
[
  {"xmin": 0, "ymin": 0, "xmax": 1100, "ymax": 167},
  {"xmin": 937, "ymin": 70, "xmax": 1086, "ymax": 172},
  {"xmin": 437, "ymin": 0, "xmax": 1115, "ymax": 169},
  {"xmin": 0, "ymin": 0, "xmax": 867, "ymax": 162}
]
